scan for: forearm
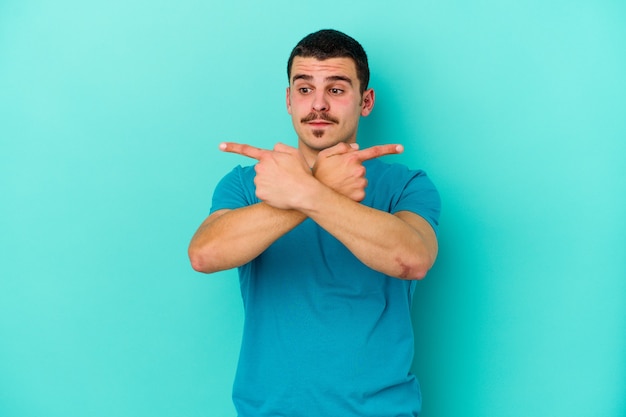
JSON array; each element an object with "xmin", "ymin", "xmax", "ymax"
[
  {"xmin": 192, "ymin": 142, "xmax": 433, "ymax": 277},
  {"xmin": 188, "ymin": 203, "xmax": 307, "ymax": 273},
  {"xmin": 297, "ymin": 183, "xmax": 437, "ymax": 280}
]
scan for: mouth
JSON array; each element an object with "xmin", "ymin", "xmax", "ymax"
[
  {"xmin": 307, "ymin": 120, "xmax": 333, "ymax": 127},
  {"xmin": 301, "ymin": 112, "xmax": 339, "ymax": 125}
]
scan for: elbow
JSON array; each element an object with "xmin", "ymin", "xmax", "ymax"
[
  {"xmin": 188, "ymin": 246, "xmax": 220, "ymax": 274},
  {"xmin": 395, "ymin": 254, "xmax": 434, "ymax": 280},
  {"xmin": 399, "ymin": 265, "xmax": 429, "ymax": 281},
  {"xmin": 188, "ymin": 250, "xmax": 209, "ymax": 273},
  {"xmin": 410, "ymin": 265, "xmax": 430, "ymax": 280}
]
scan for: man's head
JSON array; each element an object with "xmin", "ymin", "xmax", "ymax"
[
  {"xmin": 286, "ymin": 30, "xmax": 375, "ymax": 163},
  {"xmin": 287, "ymin": 29, "xmax": 370, "ymax": 95}
]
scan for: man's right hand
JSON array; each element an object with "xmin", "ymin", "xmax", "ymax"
[
  {"xmin": 312, "ymin": 142, "xmax": 404, "ymax": 202},
  {"xmin": 220, "ymin": 141, "xmax": 315, "ymax": 210}
]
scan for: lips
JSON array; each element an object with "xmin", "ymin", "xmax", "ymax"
[
  {"xmin": 301, "ymin": 112, "xmax": 339, "ymax": 124},
  {"xmin": 308, "ymin": 120, "xmax": 332, "ymax": 126}
]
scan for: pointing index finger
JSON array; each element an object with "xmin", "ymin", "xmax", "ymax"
[
  {"xmin": 355, "ymin": 144, "xmax": 404, "ymax": 162},
  {"xmin": 219, "ymin": 142, "xmax": 269, "ymax": 160}
]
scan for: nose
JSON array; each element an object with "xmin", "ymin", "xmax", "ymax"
[{"xmin": 312, "ymin": 91, "xmax": 329, "ymax": 112}]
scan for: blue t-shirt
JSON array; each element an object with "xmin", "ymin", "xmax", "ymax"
[{"xmin": 211, "ymin": 158, "xmax": 441, "ymax": 417}]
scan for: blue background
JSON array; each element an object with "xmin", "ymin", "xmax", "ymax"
[{"xmin": 1, "ymin": 1, "xmax": 625, "ymax": 416}]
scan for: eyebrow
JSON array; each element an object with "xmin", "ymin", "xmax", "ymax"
[{"xmin": 291, "ymin": 74, "xmax": 353, "ymax": 85}]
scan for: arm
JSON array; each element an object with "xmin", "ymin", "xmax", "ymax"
[
  {"xmin": 188, "ymin": 204, "xmax": 306, "ymax": 273},
  {"xmin": 297, "ymin": 184, "xmax": 438, "ymax": 280},
  {"xmin": 188, "ymin": 142, "xmax": 367, "ymax": 273},
  {"xmin": 305, "ymin": 142, "xmax": 439, "ymax": 279},
  {"xmin": 189, "ymin": 141, "xmax": 437, "ymax": 279}
]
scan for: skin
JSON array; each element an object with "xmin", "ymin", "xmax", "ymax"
[
  {"xmin": 188, "ymin": 56, "xmax": 438, "ymax": 279},
  {"xmin": 286, "ymin": 57, "xmax": 375, "ymax": 166}
]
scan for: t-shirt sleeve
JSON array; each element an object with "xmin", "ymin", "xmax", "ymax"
[
  {"xmin": 210, "ymin": 165, "xmax": 258, "ymax": 214},
  {"xmin": 392, "ymin": 170, "xmax": 441, "ymax": 237}
]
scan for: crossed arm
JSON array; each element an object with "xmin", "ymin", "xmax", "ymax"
[{"xmin": 188, "ymin": 142, "xmax": 438, "ymax": 279}]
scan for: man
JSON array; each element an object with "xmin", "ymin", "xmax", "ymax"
[{"xmin": 189, "ymin": 29, "xmax": 440, "ymax": 417}]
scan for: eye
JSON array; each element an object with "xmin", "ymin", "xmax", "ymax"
[
  {"xmin": 298, "ymin": 87, "xmax": 312, "ymax": 94},
  {"xmin": 329, "ymin": 88, "xmax": 344, "ymax": 95}
]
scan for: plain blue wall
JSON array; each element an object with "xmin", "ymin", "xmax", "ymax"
[{"xmin": 1, "ymin": 1, "xmax": 624, "ymax": 416}]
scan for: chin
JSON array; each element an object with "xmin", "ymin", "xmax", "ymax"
[
  {"xmin": 300, "ymin": 131, "xmax": 349, "ymax": 151},
  {"xmin": 300, "ymin": 141, "xmax": 327, "ymax": 152}
]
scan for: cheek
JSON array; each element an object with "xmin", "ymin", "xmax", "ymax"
[{"xmin": 288, "ymin": 97, "xmax": 306, "ymax": 113}]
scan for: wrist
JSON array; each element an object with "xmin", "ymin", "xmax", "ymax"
[{"xmin": 292, "ymin": 175, "xmax": 327, "ymax": 212}]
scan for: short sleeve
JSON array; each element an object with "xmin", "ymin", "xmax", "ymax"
[
  {"xmin": 392, "ymin": 170, "xmax": 441, "ymax": 236},
  {"xmin": 210, "ymin": 165, "xmax": 259, "ymax": 214}
]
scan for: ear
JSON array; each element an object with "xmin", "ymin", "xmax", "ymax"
[
  {"xmin": 361, "ymin": 88, "xmax": 375, "ymax": 117},
  {"xmin": 286, "ymin": 87, "xmax": 292, "ymax": 115}
]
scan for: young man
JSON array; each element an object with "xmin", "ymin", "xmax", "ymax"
[{"xmin": 189, "ymin": 29, "xmax": 441, "ymax": 417}]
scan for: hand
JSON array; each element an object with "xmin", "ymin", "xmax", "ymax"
[
  {"xmin": 219, "ymin": 142, "xmax": 314, "ymax": 209},
  {"xmin": 312, "ymin": 142, "xmax": 404, "ymax": 202}
]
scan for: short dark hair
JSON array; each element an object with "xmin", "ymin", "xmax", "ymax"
[{"xmin": 287, "ymin": 29, "xmax": 370, "ymax": 94}]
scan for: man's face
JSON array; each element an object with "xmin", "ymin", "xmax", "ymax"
[{"xmin": 287, "ymin": 56, "xmax": 374, "ymax": 162}]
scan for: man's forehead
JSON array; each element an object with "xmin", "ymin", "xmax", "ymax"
[{"xmin": 290, "ymin": 56, "xmax": 357, "ymax": 82}]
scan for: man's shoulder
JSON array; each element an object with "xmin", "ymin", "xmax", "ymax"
[
  {"xmin": 220, "ymin": 164, "xmax": 256, "ymax": 182},
  {"xmin": 213, "ymin": 164, "xmax": 258, "ymax": 196}
]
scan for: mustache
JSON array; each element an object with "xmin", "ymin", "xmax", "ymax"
[{"xmin": 301, "ymin": 112, "xmax": 339, "ymax": 124}]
